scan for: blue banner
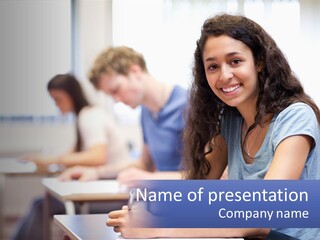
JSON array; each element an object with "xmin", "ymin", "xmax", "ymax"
[{"xmin": 132, "ymin": 180, "xmax": 320, "ymax": 228}]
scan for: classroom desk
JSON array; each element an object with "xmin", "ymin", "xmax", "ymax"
[
  {"xmin": 42, "ymin": 178, "xmax": 129, "ymax": 215},
  {"xmin": 42, "ymin": 178, "xmax": 129, "ymax": 240},
  {"xmin": 0, "ymin": 157, "xmax": 57, "ymax": 240},
  {"xmin": 54, "ymin": 214, "xmax": 118, "ymax": 240},
  {"xmin": 54, "ymin": 214, "xmax": 244, "ymax": 240}
]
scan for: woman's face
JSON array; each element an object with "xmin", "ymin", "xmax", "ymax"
[
  {"xmin": 98, "ymin": 65, "xmax": 144, "ymax": 109},
  {"xmin": 202, "ymin": 35, "xmax": 260, "ymax": 109},
  {"xmin": 49, "ymin": 89, "xmax": 74, "ymax": 114}
]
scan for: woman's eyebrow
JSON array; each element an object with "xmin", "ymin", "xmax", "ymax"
[{"xmin": 204, "ymin": 52, "xmax": 241, "ymax": 62}]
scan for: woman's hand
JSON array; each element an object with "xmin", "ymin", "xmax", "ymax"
[
  {"xmin": 58, "ymin": 166, "xmax": 99, "ymax": 181},
  {"xmin": 19, "ymin": 154, "xmax": 56, "ymax": 167},
  {"xmin": 106, "ymin": 205, "xmax": 159, "ymax": 239}
]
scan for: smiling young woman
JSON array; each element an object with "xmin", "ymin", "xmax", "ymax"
[{"xmin": 106, "ymin": 14, "xmax": 320, "ymax": 239}]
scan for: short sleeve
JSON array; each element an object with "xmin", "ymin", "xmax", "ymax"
[
  {"xmin": 78, "ymin": 107, "xmax": 109, "ymax": 150},
  {"xmin": 271, "ymin": 103, "xmax": 318, "ymax": 150}
]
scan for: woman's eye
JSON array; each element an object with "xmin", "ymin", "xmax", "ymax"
[
  {"xmin": 231, "ymin": 59, "xmax": 241, "ymax": 65},
  {"xmin": 208, "ymin": 64, "xmax": 218, "ymax": 71}
]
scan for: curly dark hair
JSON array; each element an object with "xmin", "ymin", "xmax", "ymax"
[{"xmin": 183, "ymin": 14, "xmax": 320, "ymax": 179}]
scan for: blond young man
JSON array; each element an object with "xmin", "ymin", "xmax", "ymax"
[{"xmin": 59, "ymin": 46, "xmax": 188, "ymax": 184}]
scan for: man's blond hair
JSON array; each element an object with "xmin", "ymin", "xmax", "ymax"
[{"xmin": 88, "ymin": 46, "xmax": 147, "ymax": 89}]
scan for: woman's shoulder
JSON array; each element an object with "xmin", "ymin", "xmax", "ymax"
[
  {"xmin": 272, "ymin": 102, "xmax": 319, "ymax": 134},
  {"xmin": 79, "ymin": 105, "xmax": 108, "ymax": 116},
  {"xmin": 78, "ymin": 106, "xmax": 111, "ymax": 124},
  {"xmin": 282, "ymin": 102, "xmax": 313, "ymax": 111},
  {"xmin": 276, "ymin": 102, "xmax": 316, "ymax": 120}
]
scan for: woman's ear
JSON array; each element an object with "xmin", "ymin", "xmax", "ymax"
[{"xmin": 257, "ymin": 62, "xmax": 264, "ymax": 73}]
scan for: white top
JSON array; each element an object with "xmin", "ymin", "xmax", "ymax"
[{"xmin": 78, "ymin": 106, "xmax": 130, "ymax": 164}]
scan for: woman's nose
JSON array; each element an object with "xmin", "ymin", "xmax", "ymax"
[{"xmin": 219, "ymin": 64, "xmax": 233, "ymax": 82}]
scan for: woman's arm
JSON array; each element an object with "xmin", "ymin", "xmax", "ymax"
[
  {"xmin": 57, "ymin": 144, "xmax": 107, "ymax": 167},
  {"xmin": 264, "ymin": 135, "xmax": 312, "ymax": 179},
  {"xmin": 23, "ymin": 144, "xmax": 107, "ymax": 168}
]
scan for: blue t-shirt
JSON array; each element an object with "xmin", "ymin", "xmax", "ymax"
[
  {"xmin": 141, "ymin": 85, "xmax": 187, "ymax": 171},
  {"xmin": 221, "ymin": 102, "xmax": 320, "ymax": 239}
]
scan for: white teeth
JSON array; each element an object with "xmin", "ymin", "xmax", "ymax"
[{"xmin": 222, "ymin": 85, "xmax": 240, "ymax": 93}]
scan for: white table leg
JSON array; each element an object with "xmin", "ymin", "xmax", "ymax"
[{"xmin": 64, "ymin": 200, "xmax": 76, "ymax": 215}]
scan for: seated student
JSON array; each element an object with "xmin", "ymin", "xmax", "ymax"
[
  {"xmin": 12, "ymin": 73, "xmax": 131, "ymax": 240},
  {"xmin": 106, "ymin": 14, "xmax": 320, "ymax": 239},
  {"xmin": 23, "ymin": 73, "xmax": 130, "ymax": 170},
  {"xmin": 59, "ymin": 46, "xmax": 188, "ymax": 184}
]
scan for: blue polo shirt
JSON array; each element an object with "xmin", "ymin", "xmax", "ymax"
[{"xmin": 141, "ymin": 85, "xmax": 187, "ymax": 171}]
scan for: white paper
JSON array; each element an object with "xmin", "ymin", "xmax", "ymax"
[{"xmin": 0, "ymin": 158, "xmax": 36, "ymax": 173}]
